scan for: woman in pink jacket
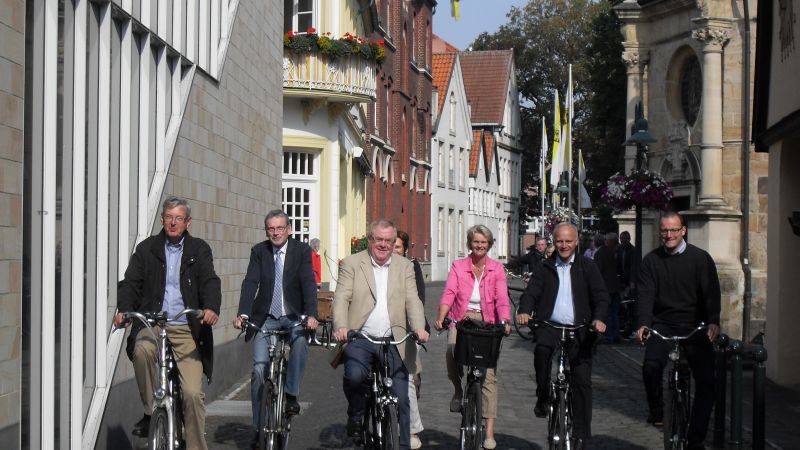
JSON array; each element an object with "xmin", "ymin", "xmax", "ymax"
[{"xmin": 434, "ymin": 224, "xmax": 511, "ymax": 450}]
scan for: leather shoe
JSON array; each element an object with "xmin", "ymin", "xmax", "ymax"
[
  {"xmin": 132, "ymin": 414, "xmax": 150, "ymax": 437},
  {"xmin": 647, "ymin": 408, "xmax": 664, "ymax": 427},
  {"xmin": 450, "ymin": 392, "xmax": 462, "ymax": 412},
  {"xmin": 285, "ymin": 396, "xmax": 301, "ymax": 416},
  {"xmin": 534, "ymin": 399, "xmax": 547, "ymax": 418},
  {"xmin": 346, "ymin": 417, "xmax": 362, "ymax": 438}
]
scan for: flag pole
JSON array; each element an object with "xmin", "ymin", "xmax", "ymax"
[
  {"xmin": 567, "ymin": 64, "xmax": 574, "ymax": 213},
  {"xmin": 540, "ymin": 117, "xmax": 546, "ymax": 236},
  {"xmin": 578, "ymin": 148, "xmax": 583, "ymax": 230}
]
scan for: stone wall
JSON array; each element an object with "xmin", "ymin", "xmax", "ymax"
[
  {"xmin": 100, "ymin": 0, "xmax": 284, "ymax": 445},
  {"xmin": 0, "ymin": 0, "xmax": 24, "ymax": 445}
]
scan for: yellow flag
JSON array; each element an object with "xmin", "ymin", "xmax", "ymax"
[
  {"xmin": 549, "ymin": 91, "xmax": 562, "ymax": 187},
  {"xmin": 452, "ymin": 0, "xmax": 460, "ymax": 20}
]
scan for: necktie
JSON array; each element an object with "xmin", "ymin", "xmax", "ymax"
[{"xmin": 270, "ymin": 250, "xmax": 283, "ymax": 318}]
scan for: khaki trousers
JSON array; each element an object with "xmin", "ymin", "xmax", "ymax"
[
  {"xmin": 133, "ymin": 324, "xmax": 207, "ymax": 450},
  {"xmin": 445, "ymin": 311, "xmax": 498, "ymax": 418}
]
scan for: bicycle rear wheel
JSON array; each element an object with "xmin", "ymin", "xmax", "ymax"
[
  {"xmin": 461, "ymin": 381, "xmax": 483, "ymax": 450},
  {"xmin": 361, "ymin": 395, "xmax": 377, "ymax": 448},
  {"xmin": 379, "ymin": 403, "xmax": 400, "ymax": 450},
  {"xmin": 663, "ymin": 388, "xmax": 689, "ymax": 450},
  {"xmin": 148, "ymin": 407, "xmax": 170, "ymax": 450}
]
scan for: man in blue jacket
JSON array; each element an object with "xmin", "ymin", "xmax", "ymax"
[{"xmin": 234, "ymin": 209, "xmax": 318, "ymax": 445}]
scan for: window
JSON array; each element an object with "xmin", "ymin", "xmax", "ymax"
[
  {"xmin": 438, "ymin": 207, "xmax": 445, "ymax": 254},
  {"xmin": 437, "ymin": 142, "xmax": 445, "ymax": 186},
  {"xmin": 458, "ymin": 211, "xmax": 465, "ymax": 256},
  {"xmin": 449, "ymin": 93, "xmax": 456, "ymax": 133},
  {"xmin": 448, "ymin": 145, "xmax": 455, "ymax": 189},
  {"xmin": 459, "ymin": 148, "xmax": 466, "ymax": 189},
  {"xmin": 284, "ymin": 0, "xmax": 315, "ymax": 34}
]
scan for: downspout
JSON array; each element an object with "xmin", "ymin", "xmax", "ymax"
[{"xmin": 741, "ymin": 0, "xmax": 752, "ymax": 342}]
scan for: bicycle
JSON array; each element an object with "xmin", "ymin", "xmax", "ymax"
[
  {"xmin": 347, "ymin": 329, "xmax": 423, "ymax": 450},
  {"xmin": 535, "ymin": 320, "xmax": 592, "ymax": 450},
  {"xmin": 239, "ymin": 316, "xmax": 309, "ymax": 450},
  {"xmin": 619, "ymin": 294, "xmax": 637, "ymax": 339},
  {"xmin": 443, "ymin": 318, "xmax": 506, "ymax": 450},
  {"xmin": 122, "ymin": 308, "xmax": 204, "ymax": 450},
  {"xmin": 506, "ymin": 271, "xmax": 534, "ymax": 341},
  {"xmin": 642, "ymin": 325, "xmax": 707, "ymax": 450}
]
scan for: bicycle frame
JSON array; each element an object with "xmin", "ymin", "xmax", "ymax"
[
  {"xmin": 644, "ymin": 326, "xmax": 706, "ymax": 450},
  {"xmin": 123, "ymin": 308, "xmax": 203, "ymax": 450},
  {"xmin": 536, "ymin": 320, "xmax": 588, "ymax": 450},
  {"xmin": 348, "ymin": 330, "xmax": 420, "ymax": 449}
]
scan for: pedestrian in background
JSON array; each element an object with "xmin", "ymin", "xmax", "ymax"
[{"xmin": 594, "ymin": 232, "xmax": 622, "ymax": 343}]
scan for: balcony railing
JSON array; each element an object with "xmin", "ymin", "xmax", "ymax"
[{"xmin": 283, "ymin": 49, "xmax": 377, "ymax": 102}]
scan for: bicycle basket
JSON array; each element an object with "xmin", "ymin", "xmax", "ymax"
[{"xmin": 454, "ymin": 319, "xmax": 504, "ymax": 368}]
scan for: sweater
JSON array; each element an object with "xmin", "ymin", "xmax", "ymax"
[{"xmin": 636, "ymin": 242, "xmax": 721, "ymax": 327}]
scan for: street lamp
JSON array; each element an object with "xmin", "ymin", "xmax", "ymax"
[{"xmin": 623, "ymin": 107, "xmax": 657, "ymax": 267}]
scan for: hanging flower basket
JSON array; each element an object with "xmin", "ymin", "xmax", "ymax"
[
  {"xmin": 544, "ymin": 207, "xmax": 579, "ymax": 236},
  {"xmin": 284, "ymin": 29, "xmax": 386, "ymax": 63},
  {"xmin": 600, "ymin": 170, "xmax": 673, "ymax": 212}
]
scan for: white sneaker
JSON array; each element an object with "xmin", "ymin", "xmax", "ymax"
[{"xmin": 410, "ymin": 434, "xmax": 422, "ymax": 449}]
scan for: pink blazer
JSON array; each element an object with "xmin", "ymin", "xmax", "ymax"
[{"xmin": 439, "ymin": 256, "xmax": 511, "ymax": 325}]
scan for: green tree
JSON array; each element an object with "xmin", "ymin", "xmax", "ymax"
[{"xmin": 470, "ymin": 0, "xmax": 626, "ymax": 229}]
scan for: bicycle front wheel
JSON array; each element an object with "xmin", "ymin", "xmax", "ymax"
[
  {"xmin": 549, "ymin": 391, "xmax": 569, "ymax": 450},
  {"xmin": 148, "ymin": 407, "xmax": 170, "ymax": 450},
  {"xmin": 258, "ymin": 384, "xmax": 279, "ymax": 450},
  {"xmin": 663, "ymin": 388, "xmax": 689, "ymax": 450},
  {"xmin": 461, "ymin": 381, "xmax": 483, "ymax": 450},
  {"xmin": 512, "ymin": 299, "xmax": 534, "ymax": 341},
  {"xmin": 379, "ymin": 403, "xmax": 400, "ymax": 450}
]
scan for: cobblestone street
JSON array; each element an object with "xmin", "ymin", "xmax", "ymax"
[{"xmin": 198, "ymin": 282, "xmax": 788, "ymax": 449}]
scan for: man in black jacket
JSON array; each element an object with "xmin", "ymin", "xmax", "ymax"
[
  {"xmin": 637, "ymin": 212, "xmax": 720, "ymax": 449},
  {"xmin": 506, "ymin": 237, "xmax": 548, "ymax": 274},
  {"xmin": 115, "ymin": 197, "xmax": 221, "ymax": 450},
  {"xmin": 234, "ymin": 210, "xmax": 318, "ymax": 441},
  {"xmin": 517, "ymin": 223, "xmax": 609, "ymax": 448},
  {"xmin": 594, "ymin": 232, "xmax": 622, "ymax": 342}
]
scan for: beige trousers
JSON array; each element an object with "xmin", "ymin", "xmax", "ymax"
[
  {"xmin": 133, "ymin": 324, "xmax": 207, "ymax": 450},
  {"xmin": 445, "ymin": 311, "xmax": 498, "ymax": 418}
]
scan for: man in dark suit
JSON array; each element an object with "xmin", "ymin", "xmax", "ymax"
[
  {"xmin": 234, "ymin": 210, "xmax": 318, "ymax": 441},
  {"xmin": 594, "ymin": 232, "xmax": 622, "ymax": 342},
  {"xmin": 517, "ymin": 223, "xmax": 609, "ymax": 449}
]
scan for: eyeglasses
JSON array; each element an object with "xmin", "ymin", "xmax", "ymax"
[
  {"xmin": 163, "ymin": 214, "xmax": 187, "ymax": 223},
  {"xmin": 368, "ymin": 237, "xmax": 395, "ymax": 245},
  {"xmin": 660, "ymin": 228, "xmax": 684, "ymax": 235},
  {"xmin": 267, "ymin": 226, "xmax": 288, "ymax": 233}
]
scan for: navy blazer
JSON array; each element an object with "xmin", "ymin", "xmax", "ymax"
[{"xmin": 238, "ymin": 237, "xmax": 318, "ymax": 341}]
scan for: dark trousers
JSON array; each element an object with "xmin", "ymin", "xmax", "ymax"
[
  {"xmin": 534, "ymin": 325, "xmax": 595, "ymax": 439},
  {"xmin": 605, "ymin": 292, "xmax": 621, "ymax": 341},
  {"xmin": 343, "ymin": 338, "xmax": 410, "ymax": 449},
  {"xmin": 643, "ymin": 323, "xmax": 715, "ymax": 447}
]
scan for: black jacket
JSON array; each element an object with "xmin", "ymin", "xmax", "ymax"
[
  {"xmin": 507, "ymin": 249, "xmax": 545, "ymax": 274},
  {"xmin": 593, "ymin": 244, "xmax": 621, "ymax": 294},
  {"xmin": 118, "ymin": 230, "xmax": 222, "ymax": 380},
  {"xmin": 519, "ymin": 253, "xmax": 610, "ymax": 325},
  {"xmin": 238, "ymin": 238, "xmax": 318, "ymax": 341}
]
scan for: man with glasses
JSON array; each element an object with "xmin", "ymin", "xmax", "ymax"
[
  {"xmin": 636, "ymin": 212, "xmax": 720, "ymax": 450},
  {"xmin": 234, "ymin": 209, "xmax": 318, "ymax": 447},
  {"xmin": 116, "ymin": 197, "xmax": 221, "ymax": 450},
  {"xmin": 333, "ymin": 219, "xmax": 429, "ymax": 449}
]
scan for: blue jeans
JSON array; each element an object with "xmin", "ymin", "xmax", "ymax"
[
  {"xmin": 343, "ymin": 338, "xmax": 410, "ymax": 449},
  {"xmin": 251, "ymin": 316, "xmax": 309, "ymax": 428}
]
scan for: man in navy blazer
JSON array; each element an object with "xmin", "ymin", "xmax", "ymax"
[{"xmin": 234, "ymin": 210, "xmax": 318, "ymax": 442}]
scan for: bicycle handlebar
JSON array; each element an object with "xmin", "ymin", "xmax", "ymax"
[
  {"xmin": 643, "ymin": 324, "xmax": 707, "ymax": 342},
  {"xmin": 347, "ymin": 330, "xmax": 421, "ymax": 346},
  {"xmin": 122, "ymin": 309, "xmax": 205, "ymax": 339},
  {"xmin": 236, "ymin": 315, "xmax": 308, "ymax": 339},
  {"xmin": 535, "ymin": 319, "xmax": 592, "ymax": 333}
]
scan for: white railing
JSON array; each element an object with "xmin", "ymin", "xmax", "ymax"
[{"xmin": 283, "ymin": 49, "xmax": 377, "ymax": 101}]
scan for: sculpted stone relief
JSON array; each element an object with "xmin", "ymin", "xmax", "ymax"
[{"xmin": 691, "ymin": 27, "xmax": 730, "ymax": 50}]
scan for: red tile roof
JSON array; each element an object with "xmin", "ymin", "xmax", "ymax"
[
  {"xmin": 459, "ymin": 50, "xmax": 514, "ymax": 125},
  {"xmin": 432, "ymin": 34, "xmax": 460, "ymax": 53},
  {"xmin": 469, "ymin": 129, "xmax": 483, "ymax": 177},
  {"xmin": 431, "ymin": 53, "xmax": 457, "ymax": 117}
]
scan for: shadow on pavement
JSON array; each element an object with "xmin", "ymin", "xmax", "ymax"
[
  {"xmin": 591, "ymin": 433, "xmax": 653, "ymax": 449},
  {"xmin": 210, "ymin": 421, "xmax": 254, "ymax": 449}
]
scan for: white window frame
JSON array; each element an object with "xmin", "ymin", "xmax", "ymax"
[{"xmin": 285, "ymin": 0, "xmax": 317, "ymax": 33}]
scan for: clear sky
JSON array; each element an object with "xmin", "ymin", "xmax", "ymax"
[{"xmin": 433, "ymin": 0, "xmax": 527, "ymax": 50}]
